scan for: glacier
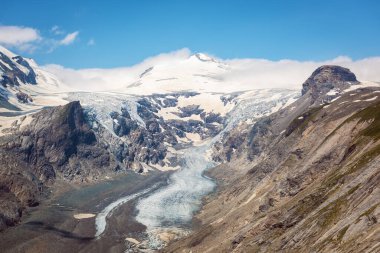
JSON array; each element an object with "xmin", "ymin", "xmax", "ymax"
[{"xmin": 134, "ymin": 88, "xmax": 299, "ymax": 248}]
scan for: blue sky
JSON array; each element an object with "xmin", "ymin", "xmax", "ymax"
[{"xmin": 0, "ymin": 0, "xmax": 379, "ymax": 68}]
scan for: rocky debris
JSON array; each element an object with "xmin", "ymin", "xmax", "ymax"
[
  {"xmin": 16, "ymin": 91, "xmax": 33, "ymax": 103},
  {"xmin": 0, "ymin": 101, "xmax": 120, "ymax": 231}
]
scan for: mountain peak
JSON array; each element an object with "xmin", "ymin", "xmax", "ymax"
[
  {"xmin": 190, "ymin": 53, "xmax": 218, "ymax": 63},
  {"xmin": 301, "ymin": 65, "xmax": 358, "ymax": 97}
]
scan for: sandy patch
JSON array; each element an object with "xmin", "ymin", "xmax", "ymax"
[
  {"xmin": 157, "ymin": 231, "xmax": 177, "ymax": 243},
  {"xmin": 125, "ymin": 237, "xmax": 140, "ymax": 245},
  {"xmin": 364, "ymin": 96, "xmax": 377, "ymax": 101},
  {"xmin": 73, "ymin": 213, "xmax": 96, "ymax": 219}
]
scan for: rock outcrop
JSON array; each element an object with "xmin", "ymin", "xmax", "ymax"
[{"xmin": 0, "ymin": 101, "xmax": 117, "ymax": 231}]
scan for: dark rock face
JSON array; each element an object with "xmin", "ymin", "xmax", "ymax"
[
  {"xmin": 0, "ymin": 52, "xmax": 37, "ymax": 87},
  {"xmin": 301, "ymin": 65, "xmax": 358, "ymax": 97},
  {"xmin": 0, "ymin": 101, "xmax": 118, "ymax": 231}
]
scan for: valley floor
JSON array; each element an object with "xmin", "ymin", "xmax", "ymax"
[{"xmin": 0, "ymin": 171, "xmax": 171, "ymax": 253}]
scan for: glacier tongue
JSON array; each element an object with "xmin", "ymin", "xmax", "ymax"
[
  {"xmin": 134, "ymin": 88, "xmax": 299, "ymax": 248},
  {"xmin": 135, "ymin": 143, "xmax": 215, "ymax": 228}
]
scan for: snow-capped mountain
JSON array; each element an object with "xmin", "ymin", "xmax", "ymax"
[
  {"xmin": 0, "ymin": 46, "xmax": 67, "ymax": 114},
  {"xmin": 0, "ymin": 46, "xmax": 301, "ymax": 173},
  {"xmin": 124, "ymin": 53, "xmax": 231, "ymax": 94}
]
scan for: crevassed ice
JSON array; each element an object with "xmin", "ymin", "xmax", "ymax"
[{"xmin": 135, "ymin": 144, "xmax": 215, "ymax": 229}]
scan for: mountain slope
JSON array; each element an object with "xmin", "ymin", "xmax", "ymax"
[{"xmin": 165, "ymin": 66, "xmax": 380, "ymax": 253}]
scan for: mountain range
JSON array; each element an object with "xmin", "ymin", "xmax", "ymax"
[{"xmin": 0, "ymin": 46, "xmax": 379, "ymax": 252}]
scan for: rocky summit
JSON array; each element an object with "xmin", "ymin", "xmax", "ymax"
[{"xmin": 301, "ymin": 65, "xmax": 358, "ymax": 100}]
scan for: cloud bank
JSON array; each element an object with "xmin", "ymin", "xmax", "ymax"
[
  {"xmin": 222, "ymin": 56, "xmax": 380, "ymax": 90},
  {"xmin": 43, "ymin": 48, "xmax": 192, "ymax": 91},
  {"xmin": 0, "ymin": 25, "xmax": 80, "ymax": 53},
  {"xmin": 0, "ymin": 26, "xmax": 41, "ymax": 53},
  {"xmin": 42, "ymin": 49, "xmax": 380, "ymax": 92}
]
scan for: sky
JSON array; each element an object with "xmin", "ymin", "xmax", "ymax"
[{"xmin": 0, "ymin": 0, "xmax": 379, "ymax": 69}]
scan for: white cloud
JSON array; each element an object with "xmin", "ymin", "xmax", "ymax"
[
  {"xmin": 222, "ymin": 56, "xmax": 380, "ymax": 90},
  {"xmin": 0, "ymin": 25, "xmax": 41, "ymax": 52},
  {"xmin": 0, "ymin": 25, "xmax": 81, "ymax": 53},
  {"xmin": 43, "ymin": 48, "xmax": 191, "ymax": 91},
  {"xmin": 59, "ymin": 31, "xmax": 79, "ymax": 45},
  {"xmin": 87, "ymin": 39, "xmax": 95, "ymax": 46},
  {"xmin": 42, "ymin": 48, "xmax": 380, "ymax": 93}
]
